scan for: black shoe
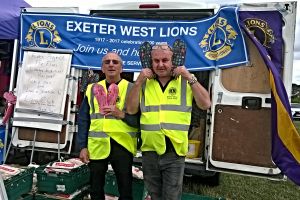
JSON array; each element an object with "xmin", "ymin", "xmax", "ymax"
[
  {"xmin": 172, "ymin": 39, "xmax": 187, "ymax": 67},
  {"xmin": 139, "ymin": 42, "xmax": 152, "ymax": 69}
]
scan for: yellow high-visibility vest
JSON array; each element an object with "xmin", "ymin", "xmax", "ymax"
[
  {"xmin": 140, "ymin": 76, "xmax": 193, "ymax": 156},
  {"xmin": 86, "ymin": 79, "xmax": 138, "ymax": 159}
]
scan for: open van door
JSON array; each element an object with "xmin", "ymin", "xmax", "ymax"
[{"xmin": 207, "ymin": 1, "xmax": 297, "ymax": 179}]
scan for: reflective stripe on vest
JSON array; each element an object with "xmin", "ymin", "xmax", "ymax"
[
  {"xmin": 85, "ymin": 80, "xmax": 138, "ymax": 159},
  {"xmin": 140, "ymin": 123, "xmax": 190, "ymax": 131},
  {"xmin": 88, "ymin": 131, "xmax": 137, "ymax": 138},
  {"xmin": 139, "ymin": 76, "xmax": 192, "ymax": 156},
  {"xmin": 88, "ymin": 131, "xmax": 109, "ymax": 138},
  {"xmin": 140, "ymin": 77, "xmax": 191, "ymax": 132}
]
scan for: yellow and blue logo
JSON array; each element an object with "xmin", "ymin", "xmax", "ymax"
[
  {"xmin": 199, "ymin": 17, "xmax": 238, "ymax": 61},
  {"xmin": 243, "ymin": 18, "xmax": 275, "ymax": 48},
  {"xmin": 0, "ymin": 139, "xmax": 4, "ymax": 149},
  {"xmin": 25, "ymin": 20, "xmax": 62, "ymax": 48}
]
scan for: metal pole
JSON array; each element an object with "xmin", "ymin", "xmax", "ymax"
[
  {"xmin": 30, "ymin": 129, "xmax": 37, "ymax": 164},
  {"xmin": 3, "ymin": 127, "xmax": 17, "ymax": 164},
  {"xmin": 3, "ymin": 39, "xmax": 19, "ymax": 162},
  {"xmin": 58, "ymin": 132, "xmax": 60, "ymax": 161},
  {"xmin": 0, "ymin": 175, "xmax": 8, "ymax": 200}
]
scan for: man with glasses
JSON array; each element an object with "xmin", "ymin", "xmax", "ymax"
[
  {"xmin": 127, "ymin": 43, "xmax": 211, "ymax": 200},
  {"xmin": 77, "ymin": 52, "xmax": 139, "ymax": 200}
]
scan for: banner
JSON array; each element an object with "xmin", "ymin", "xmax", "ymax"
[
  {"xmin": 20, "ymin": 6, "xmax": 248, "ymax": 72},
  {"xmin": 241, "ymin": 23, "xmax": 300, "ymax": 186},
  {"xmin": 239, "ymin": 11, "xmax": 283, "ymax": 73}
]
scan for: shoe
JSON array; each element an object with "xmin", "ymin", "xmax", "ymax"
[
  {"xmin": 92, "ymin": 83, "xmax": 106, "ymax": 114},
  {"xmin": 107, "ymin": 83, "xmax": 119, "ymax": 106},
  {"xmin": 172, "ymin": 39, "xmax": 187, "ymax": 67},
  {"xmin": 139, "ymin": 42, "xmax": 152, "ymax": 69}
]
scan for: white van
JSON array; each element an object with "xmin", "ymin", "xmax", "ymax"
[
  {"xmin": 9, "ymin": 0, "xmax": 297, "ymax": 186},
  {"xmin": 83, "ymin": 0, "xmax": 296, "ymax": 185}
]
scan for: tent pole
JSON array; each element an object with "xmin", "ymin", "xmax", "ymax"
[{"xmin": 3, "ymin": 39, "xmax": 19, "ymax": 160}]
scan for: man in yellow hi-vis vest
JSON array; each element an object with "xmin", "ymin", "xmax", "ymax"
[
  {"xmin": 127, "ymin": 44, "xmax": 211, "ymax": 200},
  {"xmin": 77, "ymin": 52, "xmax": 139, "ymax": 200}
]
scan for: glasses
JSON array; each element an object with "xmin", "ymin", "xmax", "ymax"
[
  {"xmin": 103, "ymin": 59, "xmax": 120, "ymax": 65},
  {"xmin": 152, "ymin": 44, "xmax": 172, "ymax": 51}
]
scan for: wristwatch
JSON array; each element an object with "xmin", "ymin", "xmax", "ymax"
[{"xmin": 188, "ymin": 74, "xmax": 198, "ymax": 85}]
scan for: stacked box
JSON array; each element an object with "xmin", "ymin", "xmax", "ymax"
[
  {"xmin": 35, "ymin": 164, "xmax": 90, "ymax": 194},
  {"xmin": 104, "ymin": 171, "xmax": 147, "ymax": 200},
  {"xmin": 4, "ymin": 167, "xmax": 34, "ymax": 200}
]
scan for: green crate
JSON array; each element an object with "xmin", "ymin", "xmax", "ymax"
[
  {"xmin": 104, "ymin": 171, "xmax": 148, "ymax": 200},
  {"xmin": 35, "ymin": 189, "xmax": 89, "ymax": 200},
  {"xmin": 35, "ymin": 164, "xmax": 90, "ymax": 194},
  {"xmin": 4, "ymin": 167, "xmax": 34, "ymax": 200},
  {"xmin": 19, "ymin": 194, "xmax": 34, "ymax": 200},
  {"xmin": 182, "ymin": 193, "xmax": 225, "ymax": 200}
]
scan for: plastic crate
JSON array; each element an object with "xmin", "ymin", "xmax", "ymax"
[
  {"xmin": 4, "ymin": 167, "xmax": 34, "ymax": 200},
  {"xmin": 34, "ymin": 193, "xmax": 85, "ymax": 200},
  {"xmin": 19, "ymin": 194, "xmax": 34, "ymax": 200},
  {"xmin": 34, "ymin": 189, "xmax": 89, "ymax": 200},
  {"xmin": 35, "ymin": 164, "xmax": 90, "ymax": 194},
  {"xmin": 104, "ymin": 171, "xmax": 147, "ymax": 200}
]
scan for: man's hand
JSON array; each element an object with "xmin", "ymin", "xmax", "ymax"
[
  {"xmin": 79, "ymin": 148, "xmax": 90, "ymax": 164},
  {"xmin": 136, "ymin": 68, "xmax": 155, "ymax": 84},
  {"xmin": 102, "ymin": 105, "xmax": 125, "ymax": 119},
  {"xmin": 172, "ymin": 66, "xmax": 191, "ymax": 80}
]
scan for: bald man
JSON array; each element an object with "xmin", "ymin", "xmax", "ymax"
[{"xmin": 77, "ymin": 52, "xmax": 139, "ymax": 200}]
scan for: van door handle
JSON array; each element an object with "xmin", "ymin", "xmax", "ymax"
[
  {"xmin": 242, "ymin": 97, "xmax": 262, "ymax": 110},
  {"xmin": 265, "ymin": 98, "xmax": 271, "ymax": 104}
]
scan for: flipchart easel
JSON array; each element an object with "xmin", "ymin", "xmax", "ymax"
[{"xmin": 4, "ymin": 47, "xmax": 76, "ymax": 164}]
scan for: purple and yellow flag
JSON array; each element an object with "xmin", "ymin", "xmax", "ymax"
[
  {"xmin": 239, "ymin": 11, "xmax": 283, "ymax": 73},
  {"xmin": 240, "ymin": 23, "xmax": 300, "ymax": 185}
]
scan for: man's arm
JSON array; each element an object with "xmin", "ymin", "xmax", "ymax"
[
  {"xmin": 173, "ymin": 66, "xmax": 211, "ymax": 110},
  {"xmin": 188, "ymin": 77, "xmax": 211, "ymax": 110},
  {"xmin": 77, "ymin": 97, "xmax": 90, "ymax": 163},
  {"xmin": 122, "ymin": 112, "xmax": 140, "ymax": 128},
  {"xmin": 127, "ymin": 68, "xmax": 154, "ymax": 114}
]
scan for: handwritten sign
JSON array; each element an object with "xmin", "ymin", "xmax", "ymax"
[{"xmin": 17, "ymin": 51, "xmax": 71, "ymax": 115}]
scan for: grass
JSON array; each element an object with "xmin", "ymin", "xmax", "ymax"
[
  {"xmin": 183, "ymin": 173, "xmax": 300, "ymax": 200},
  {"xmin": 181, "ymin": 120, "xmax": 300, "ymax": 200}
]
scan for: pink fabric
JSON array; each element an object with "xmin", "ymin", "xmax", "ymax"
[
  {"xmin": 107, "ymin": 83, "xmax": 119, "ymax": 106},
  {"xmin": 1, "ymin": 92, "xmax": 16, "ymax": 124},
  {"xmin": 92, "ymin": 84, "xmax": 107, "ymax": 114}
]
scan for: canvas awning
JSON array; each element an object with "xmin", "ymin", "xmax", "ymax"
[{"xmin": 0, "ymin": 0, "xmax": 31, "ymax": 39}]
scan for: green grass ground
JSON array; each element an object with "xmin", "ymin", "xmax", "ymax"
[
  {"xmin": 182, "ymin": 120, "xmax": 300, "ymax": 200},
  {"xmin": 183, "ymin": 173, "xmax": 300, "ymax": 200}
]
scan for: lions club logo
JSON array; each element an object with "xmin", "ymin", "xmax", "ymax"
[
  {"xmin": 243, "ymin": 18, "xmax": 275, "ymax": 48},
  {"xmin": 25, "ymin": 20, "xmax": 62, "ymax": 48},
  {"xmin": 199, "ymin": 17, "xmax": 238, "ymax": 60},
  {"xmin": 167, "ymin": 87, "xmax": 177, "ymax": 100},
  {"xmin": 169, "ymin": 87, "xmax": 177, "ymax": 96}
]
